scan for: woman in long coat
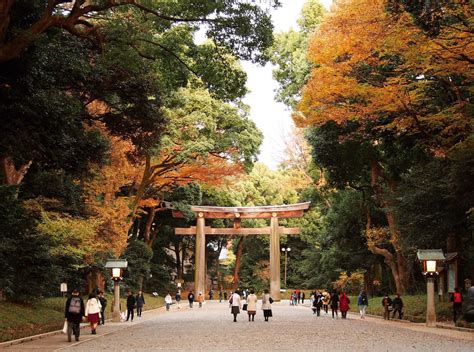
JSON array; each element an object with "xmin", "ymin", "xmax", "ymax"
[
  {"xmin": 261, "ymin": 289, "xmax": 273, "ymax": 322},
  {"xmin": 339, "ymin": 291, "xmax": 350, "ymax": 319},
  {"xmin": 229, "ymin": 290, "xmax": 242, "ymax": 322},
  {"xmin": 329, "ymin": 290, "xmax": 339, "ymax": 319},
  {"xmin": 246, "ymin": 289, "xmax": 258, "ymax": 322}
]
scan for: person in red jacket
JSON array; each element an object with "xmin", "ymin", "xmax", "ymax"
[
  {"xmin": 452, "ymin": 287, "xmax": 463, "ymax": 323},
  {"xmin": 339, "ymin": 291, "xmax": 350, "ymax": 319}
]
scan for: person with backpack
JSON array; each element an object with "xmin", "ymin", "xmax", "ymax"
[
  {"xmin": 452, "ymin": 287, "xmax": 463, "ymax": 323},
  {"xmin": 98, "ymin": 291, "xmax": 107, "ymax": 325},
  {"xmin": 85, "ymin": 292, "xmax": 102, "ymax": 334},
  {"xmin": 357, "ymin": 290, "xmax": 369, "ymax": 319},
  {"xmin": 65, "ymin": 289, "xmax": 85, "ymax": 342},
  {"xmin": 329, "ymin": 289, "xmax": 339, "ymax": 319}
]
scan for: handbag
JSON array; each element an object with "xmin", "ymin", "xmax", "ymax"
[
  {"xmin": 62, "ymin": 320, "xmax": 68, "ymax": 334},
  {"xmin": 269, "ymin": 297, "xmax": 274, "ymax": 304},
  {"xmin": 242, "ymin": 303, "xmax": 248, "ymax": 311}
]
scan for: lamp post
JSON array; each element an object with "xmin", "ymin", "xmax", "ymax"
[
  {"xmin": 105, "ymin": 259, "xmax": 128, "ymax": 322},
  {"xmin": 281, "ymin": 247, "xmax": 291, "ymax": 287},
  {"xmin": 417, "ymin": 249, "xmax": 445, "ymax": 327}
]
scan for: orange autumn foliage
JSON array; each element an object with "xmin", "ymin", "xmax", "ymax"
[{"xmin": 296, "ymin": 0, "xmax": 473, "ymax": 150}]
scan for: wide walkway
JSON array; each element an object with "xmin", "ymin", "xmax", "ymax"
[{"xmin": 3, "ymin": 301, "xmax": 473, "ymax": 351}]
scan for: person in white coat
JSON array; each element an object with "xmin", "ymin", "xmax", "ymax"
[
  {"xmin": 229, "ymin": 290, "xmax": 242, "ymax": 322},
  {"xmin": 246, "ymin": 289, "xmax": 258, "ymax": 322},
  {"xmin": 165, "ymin": 293, "xmax": 172, "ymax": 311},
  {"xmin": 85, "ymin": 292, "xmax": 102, "ymax": 334}
]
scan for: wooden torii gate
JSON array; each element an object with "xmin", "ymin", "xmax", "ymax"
[{"xmin": 172, "ymin": 202, "xmax": 310, "ymax": 301}]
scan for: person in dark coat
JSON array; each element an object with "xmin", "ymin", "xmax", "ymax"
[
  {"xmin": 136, "ymin": 291, "xmax": 145, "ymax": 317},
  {"xmin": 126, "ymin": 291, "xmax": 136, "ymax": 322},
  {"xmin": 329, "ymin": 290, "xmax": 339, "ymax": 319},
  {"xmin": 301, "ymin": 291, "xmax": 306, "ymax": 304},
  {"xmin": 188, "ymin": 291, "xmax": 195, "ymax": 308},
  {"xmin": 312, "ymin": 290, "xmax": 323, "ymax": 316},
  {"xmin": 98, "ymin": 291, "xmax": 107, "ymax": 325},
  {"xmin": 382, "ymin": 294, "xmax": 393, "ymax": 320},
  {"xmin": 65, "ymin": 289, "xmax": 85, "ymax": 342},
  {"xmin": 391, "ymin": 293, "xmax": 403, "ymax": 319}
]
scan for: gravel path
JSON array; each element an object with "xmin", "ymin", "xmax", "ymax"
[{"xmin": 62, "ymin": 301, "xmax": 473, "ymax": 352}]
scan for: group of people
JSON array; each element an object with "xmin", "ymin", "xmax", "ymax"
[
  {"xmin": 125, "ymin": 290, "xmax": 146, "ymax": 321},
  {"xmin": 309, "ymin": 290, "xmax": 351, "ymax": 319},
  {"xmin": 64, "ymin": 289, "xmax": 107, "ymax": 342},
  {"xmin": 229, "ymin": 289, "xmax": 273, "ymax": 322},
  {"xmin": 290, "ymin": 289, "xmax": 305, "ymax": 305}
]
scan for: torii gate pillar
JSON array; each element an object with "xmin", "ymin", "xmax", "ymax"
[
  {"xmin": 270, "ymin": 215, "xmax": 281, "ymax": 301},
  {"xmin": 195, "ymin": 215, "xmax": 206, "ymax": 295}
]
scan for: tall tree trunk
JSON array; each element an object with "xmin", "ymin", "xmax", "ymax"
[
  {"xmin": 174, "ymin": 239, "xmax": 182, "ymax": 279},
  {"xmin": 232, "ymin": 237, "xmax": 245, "ymax": 290},
  {"xmin": 365, "ymin": 204, "xmax": 406, "ymax": 294},
  {"xmin": 369, "ymin": 160, "xmax": 409, "ymax": 294},
  {"xmin": 143, "ymin": 207, "xmax": 156, "ymax": 246}
]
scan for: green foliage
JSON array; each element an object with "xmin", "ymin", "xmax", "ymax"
[
  {"xmin": 270, "ymin": 0, "xmax": 326, "ymax": 108},
  {"xmin": 123, "ymin": 240, "xmax": 154, "ymax": 290},
  {"xmin": 0, "ymin": 186, "xmax": 53, "ymax": 302}
]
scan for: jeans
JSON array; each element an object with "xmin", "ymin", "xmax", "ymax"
[
  {"xmin": 166, "ymin": 303, "xmax": 170, "ymax": 311},
  {"xmin": 189, "ymin": 301, "xmax": 193, "ymax": 308},
  {"xmin": 67, "ymin": 321, "xmax": 80, "ymax": 341},
  {"xmin": 358, "ymin": 304, "xmax": 367, "ymax": 318},
  {"xmin": 137, "ymin": 306, "xmax": 142, "ymax": 317}
]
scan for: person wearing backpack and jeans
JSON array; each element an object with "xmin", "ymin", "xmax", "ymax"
[{"xmin": 65, "ymin": 289, "xmax": 85, "ymax": 342}]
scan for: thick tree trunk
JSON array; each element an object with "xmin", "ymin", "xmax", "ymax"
[
  {"xmin": 232, "ymin": 237, "xmax": 245, "ymax": 290},
  {"xmin": 143, "ymin": 207, "xmax": 156, "ymax": 246},
  {"xmin": 369, "ymin": 160, "xmax": 409, "ymax": 294}
]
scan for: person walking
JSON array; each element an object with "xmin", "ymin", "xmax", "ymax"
[
  {"xmin": 85, "ymin": 292, "xmax": 102, "ymax": 334},
  {"xmin": 209, "ymin": 290, "xmax": 214, "ymax": 300},
  {"xmin": 126, "ymin": 291, "xmax": 136, "ymax": 322},
  {"xmin": 322, "ymin": 291, "xmax": 330, "ymax": 315},
  {"xmin": 219, "ymin": 290, "xmax": 223, "ymax": 303},
  {"xmin": 246, "ymin": 289, "xmax": 258, "ymax": 322},
  {"xmin": 357, "ymin": 290, "xmax": 368, "ymax": 319},
  {"xmin": 329, "ymin": 290, "xmax": 339, "ymax": 319},
  {"xmin": 229, "ymin": 290, "xmax": 242, "ymax": 322},
  {"xmin": 339, "ymin": 291, "xmax": 350, "ymax": 319},
  {"xmin": 392, "ymin": 293, "xmax": 404, "ymax": 319},
  {"xmin": 197, "ymin": 292, "xmax": 204, "ymax": 308},
  {"xmin": 224, "ymin": 291, "xmax": 228, "ymax": 301},
  {"xmin": 452, "ymin": 287, "xmax": 463, "ymax": 323},
  {"xmin": 382, "ymin": 294, "xmax": 392, "ymax": 320},
  {"xmin": 262, "ymin": 289, "xmax": 273, "ymax": 322},
  {"xmin": 165, "ymin": 293, "xmax": 172, "ymax": 311},
  {"xmin": 188, "ymin": 291, "xmax": 195, "ymax": 308},
  {"xmin": 301, "ymin": 291, "xmax": 306, "ymax": 304},
  {"xmin": 176, "ymin": 291, "xmax": 182, "ymax": 309},
  {"xmin": 136, "ymin": 291, "xmax": 145, "ymax": 317},
  {"xmin": 64, "ymin": 289, "xmax": 85, "ymax": 342},
  {"xmin": 98, "ymin": 291, "xmax": 107, "ymax": 326}
]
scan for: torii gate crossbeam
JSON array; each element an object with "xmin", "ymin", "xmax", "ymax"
[{"xmin": 172, "ymin": 202, "xmax": 310, "ymax": 301}]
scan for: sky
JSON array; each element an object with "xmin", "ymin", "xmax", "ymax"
[{"xmin": 243, "ymin": 0, "xmax": 332, "ymax": 169}]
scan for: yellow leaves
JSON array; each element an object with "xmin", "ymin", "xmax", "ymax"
[{"xmin": 365, "ymin": 226, "xmax": 391, "ymax": 247}]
